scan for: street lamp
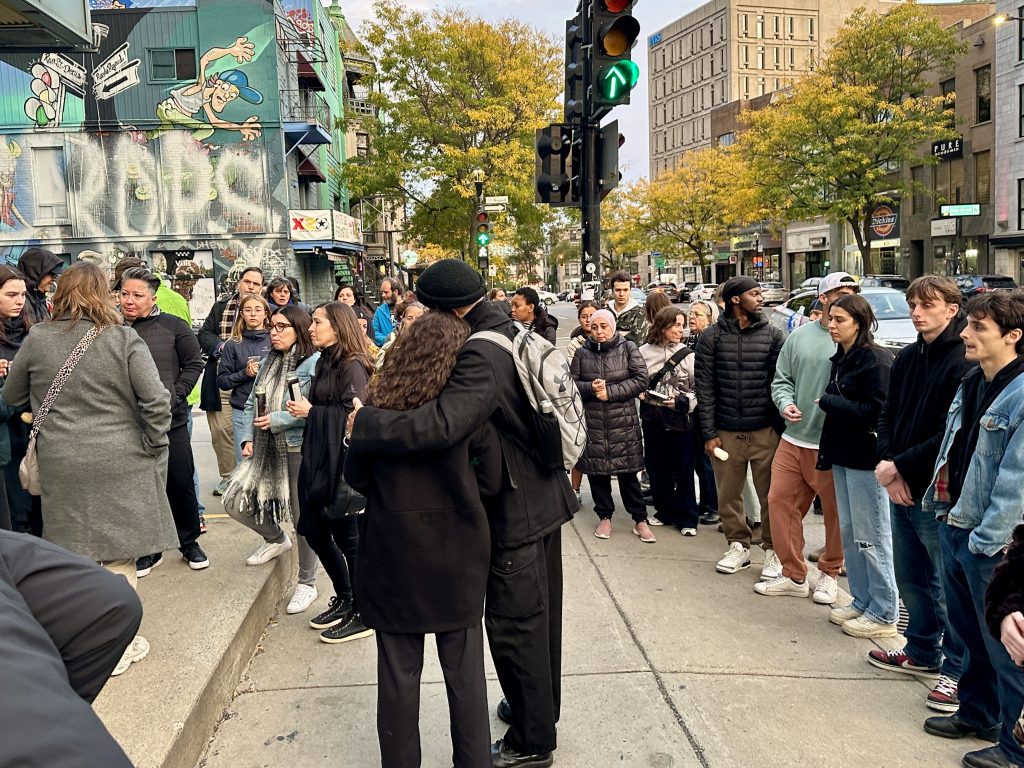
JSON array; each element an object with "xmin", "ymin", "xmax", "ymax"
[
  {"xmin": 471, "ymin": 169, "xmax": 486, "ymax": 202},
  {"xmin": 994, "ymin": 13, "xmax": 1023, "ymax": 23}
]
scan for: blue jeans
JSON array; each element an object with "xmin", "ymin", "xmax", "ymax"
[
  {"xmin": 939, "ymin": 524, "xmax": 1024, "ymax": 763},
  {"xmin": 186, "ymin": 410, "xmax": 205, "ymax": 517},
  {"xmin": 891, "ymin": 500, "xmax": 962, "ymax": 676},
  {"xmin": 231, "ymin": 408, "xmax": 247, "ymax": 466},
  {"xmin": 833, "ymin": 466, "xmax": 899, "ymax": 625}
]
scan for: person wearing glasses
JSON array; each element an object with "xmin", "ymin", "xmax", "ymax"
[
  {"xmin": 226, "ymin": 305, "xmax": 322, "ymax": 616},
  {"xmin": 687, "ymin": 300, "xmax": 720, "ymax": 526},
  {"xmin": 217, "ymin": 295, "xmax": 272, "ymax": 464}
]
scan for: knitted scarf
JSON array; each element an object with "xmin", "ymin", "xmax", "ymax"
[{"xmin": 224, "ymin": 349, "xmax": 297, "ymax": 525}]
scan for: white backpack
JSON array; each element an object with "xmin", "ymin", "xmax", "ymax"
[{"xmin": 469, "ymin": 326, "xmax": 587, "ymax": 472}]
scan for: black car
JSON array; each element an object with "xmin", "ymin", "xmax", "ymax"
[
  {"xmin": 954, "ymin": 274, "xmax": 1018, "ymax": 300},
  {"xmin": 860, "ymin": 274, "xmax": 910, "ymax": 292}
]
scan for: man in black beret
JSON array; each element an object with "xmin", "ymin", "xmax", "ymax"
[
  {"xmin": 694, "ymin": 276, "xmax": 785, "ymax": 577},
  {"xmin": 349, "ymin": 258, "xmax": 579, "ymax": 768}
]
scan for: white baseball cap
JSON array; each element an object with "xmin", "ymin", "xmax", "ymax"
[{"xmin": 817, "ymin": 272, "xmax": 859, "ymax": 296}]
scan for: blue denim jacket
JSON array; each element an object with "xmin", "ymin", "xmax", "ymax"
[
  {"xmin": 923, "ymin": 369, "xmax": 1024, "ymax": 556},
  {"xmin": 239, "ymin": 352, "xmax": 320, "ymax": 450}
]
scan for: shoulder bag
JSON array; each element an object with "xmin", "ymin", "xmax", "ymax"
[
  {"xmin": 639, "ymin": 346, "xmax": 695, "ymax": 432},
  {"xmin": 19, "ymin": 326, "xmax": 104, "ymax": 495}
]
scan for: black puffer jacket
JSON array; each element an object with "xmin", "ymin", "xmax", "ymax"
[
  {"xmin": 128, "ymin": 310, "xmax": 204, "ymax": 429},
  {"xmin": 694, "ymin": 313, "xmax": 785, "ymax": 441},
  {"xmin": 570, "ymin": 334, "xmax": 648, "ymax": 476},
  {"xmin": 876, "ymin": 317, "xmax": 974, "ymax": 499},
  {"xmin": 817, "ymin": 343, "xmax": 894, "ymax": 471}
]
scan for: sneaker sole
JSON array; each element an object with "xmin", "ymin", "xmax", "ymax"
[
  {"xmin": 111, "ymin": 638, "xmax": 150, "ymax": 677},
  {"xmin": 246, "ymin": 545, "xmax": 292, "ymax": 567},
  {"xmin": 829, "ymin": 612, "xmax": 862, "ymax": 626},
  {"xmin": 866, "ymin": 656, "xmax": 940, "ymax": 678},
  {"xmin": 320, "ymin": 627, "xmax": 374, "ymax": 644},
  {"xmin": 925, "ymin": 699, "xmax": 960, "ymax": 713},
  {"xmin": 185, "ymin": 559, "xmax": 210, "ymax": 570},
  {"xmin": 715, "ymin": 560, "xmax": 751, "ymax": 574},
  {"xmin": 137, "ymin": 556, "xmax": 163, "ymax": 579},
  {"xmin": 753, "ymin": 586, "xmax": 810, "ymax": 597},
  {"xmin": 842, "ymin": 623, "xmax": 898, "ymax": 639},
  {"xmin": 632, "ymin": 528, "xmax": 656, "ymax": 543},
  {"xmin": 309, "ymin": 613, "xmax": 349, "ymax": 630},
  {"xmin": 812, "ymin": 591, "xmax": 838, "ymax": 606},
  {"xmin": 287, "ymin": 593, "xmax": 318, "ymax": 615}
]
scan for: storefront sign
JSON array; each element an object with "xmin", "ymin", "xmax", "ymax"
[
  {"xmin": 786, "ymin": 227, "xmax": 829, "ymax": 252},
  {"xmin": 932, "ymin": 137, "xmax": 963, "ymax": 160},
  {"xmin": 730, "ymin": 235, "xmax": 758, "ymax": 252},
  {"xmin": 931, "ymin": 218, "xmax": 957, "ymax": 237},
  {"xmin": 869, "ymin": 203, "xmax": 900, "ymax": 244}
]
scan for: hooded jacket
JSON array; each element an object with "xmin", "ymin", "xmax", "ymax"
[
  {"xmin": 127, "ymin": 309, "xmax": 204, "ymax": 429},
  {"xmin": 693, "ymin": 311, "xmax": 785, "ymax": 440},
  {"xmin": 876, "ymin": 316, "xmax": 974, "ymax": 500},
  {"xmin": 16, "ymin": 248, "xmax": 62, "ymax": 324},
  {"xmin": 570, "ymin": 333, "xmax": 648, "ymax": 475}
]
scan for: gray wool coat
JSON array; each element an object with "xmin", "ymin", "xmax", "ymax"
[{"xmin": 2, "ymin": 319, "xmax": 178, "ymax": 561}]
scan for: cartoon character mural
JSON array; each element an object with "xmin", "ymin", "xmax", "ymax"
[
  {"xmin": 0, "ymin": 140, "xmax": 29, "ymax": 230},
  {"xmin": 146, "ymin": 37, "xmax": 263, "ymax": 145}
]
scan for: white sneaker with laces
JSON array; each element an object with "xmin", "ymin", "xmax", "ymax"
[
  {"xmin": 246, "ymin": 535, "xmax": 292, "ymax": 566},
  {"xmin": 111, "ymin": 636, "xmax": 150, "ymax": 677},
  {"xmin": 813, "ymin": 573, "xmax": 838, "ymax": 605},
  {"xmin": 715, "ymin": 542, "xmax": 750, "ymax": 574},
  {"xmin": 753, "ymin": 575, "xmax": 810, "ymax": 597},
  {"xmin": 287, "ymin": 583, "xmax": 318, "ymax": 614},
  {"xmin": 681, "ymin": 527, "xmax": 697, "ymax": 537},
  {"xmin": 829, "ymin": 605, "xmax": 863, "ymax": 625},
  {"xmin": 760, "ymin": 549, "xmax": 782, "ymax": 581}
]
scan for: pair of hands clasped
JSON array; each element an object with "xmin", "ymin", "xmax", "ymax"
[{"xmin": 240, "ymin": 396, "xmax": 313, "ymax": 458}]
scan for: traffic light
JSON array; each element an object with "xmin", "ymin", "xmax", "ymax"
[
  {"xmin": 597, "ymin": 120, "xmax": 624, "ymax": 200},
  {"xmin": 478, "ymin": 246, "xmax": 488, "ymax": 274},
  {"xmin": 475, "ymin": 210, "xmax": 491, "ymax": 246},
  {"xmin": 535, "ymin": 124, "xmax": 577, "ymax": 207},
  {"xmin": 590, "ymin": 0, "xmax": 640, "ymax": 119},
  {"xmin": 564, "ymin": 14, "xmax": 584, "ymax": 124}
]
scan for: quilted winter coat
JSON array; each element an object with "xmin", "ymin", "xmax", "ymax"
[{"xmin": 570, "ymin": 334, "xmax": 648, "ymax": 476}]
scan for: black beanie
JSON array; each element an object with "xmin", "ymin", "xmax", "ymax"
[
  {"xmin": 722, "ymin": 276, "xmax": 759, "ymax": 305},
  {"xmin": 414, "ymin": 259, "xmax": 486, "ymax": 311}
]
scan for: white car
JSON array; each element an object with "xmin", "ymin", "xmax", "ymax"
[
  {"xmin": 692, "ymin": 284, "xmax": 718, "ymax": 302},
  {"xmin": 770, "ymin": 287, "xmax": 916, "ymax": 350},
  {"xmin": 536, "ymin": 289, "xmax": 558, "ymax": 305}
]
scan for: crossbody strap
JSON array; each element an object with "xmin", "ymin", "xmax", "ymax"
[
  {"xmin": 30, "ymin": 325, "xmax": 104, "ymax": 438},
  {"xmin": 648, "ymin": 347, "xmax": 692, "ymax": 391}
]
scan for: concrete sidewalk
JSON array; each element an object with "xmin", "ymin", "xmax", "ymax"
[{"xmin": 196, "ymin": 483, "xmax": 984, "ymax": 768}]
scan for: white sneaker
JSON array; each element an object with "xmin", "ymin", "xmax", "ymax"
[
  {"xmin": 681, "ymin": 527, "xmax": 697, "ymax": 537},
  {"xmin": 829, "ymin": 605, "xmax": 864, "ymax": 626},
  {"xmin": 287, "ymin": 583, "xmax": 318, "ymax": 614},
  {"xmin": 753, "ymin": 575, "xmax": 810, "ymax": 597},
  {"xmin": 111, "ymin": 636, "xmax": 150, "ymax": 677},
  {"xmin": 245, "ymin": 535, "xmax": 292, "ymax": 566},
  {"xmin": 813, "ymin": 573, "xmax": 839, "ymax": 605},
  {"xmin": 715, "ymin": 542, "xmax": 751, "ymax": 574},
  {"xmin": 842, "ymin": 615, "xmax": 898, "ymax": 638},
  {"xmin": 760, "ymin": 549, "xmax": 782, "ymax": 581}
]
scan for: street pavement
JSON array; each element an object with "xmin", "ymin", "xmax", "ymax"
[{"xmin": 193, "ymin": 302, "xmax": 985, "ymax": 768}]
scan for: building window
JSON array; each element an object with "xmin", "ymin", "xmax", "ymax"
[
  {"xmin": 757, "ymin": 47, "xmax": 765, "ymax": 69},
  {"xmin": 975, "ymin": 150, "xmax": 990, "ymax": 204},
  {"xmin": 1019, "ymin": 179, "xmax": 1024, "ymax": 230},
  {"xmin": 773, "ymin": 15, "xmax": 780, "ymax": 37},
  {"xmin": 788, "ymin": 47, "xmax": 795, "ymax": 68},
  {"xmin": 740, "ymin": 13, "xmax": 749, "ymax": 36},
  {"xmin": 808, "ymin": 17, "xmax": 815, "ymax": 40},
  {"xmin": 756, "ymin": 15, "xmax": 764, "ymax": 38},
  {"xmin": 975, "ymin": 66, "xmax": 991, "ymax": 123},
  {"xmin": 741, "ymin": 45, "xmax": 749, "ymax": 67},
  {"xmin": 32, "ymin": 147, "xmax": 68, "ymax": 221},
  {"xmin": 774, "ymin": 46, "xmax": 780, "ymax": 68},
  {"xmin": 148, "ymin": 48, "xmax": 197, "ymax": 81},
  {"xmin": 743, "ymin": 76, "xmax": 750, "ymax": 99},
  {"xmin": 788, "ymin": 15, "xmax": 794, "ymax": 37},
  {"xmin": 911, "ymin": 166, "xmax": 926, "ymax": 214},
  {"xmin": 1019, "ymin": 6, "xmax": 1024, "ymax": 60},
  {"xmin": 718, "ymin": 132, "xmax": 735, "ymax": 147}
]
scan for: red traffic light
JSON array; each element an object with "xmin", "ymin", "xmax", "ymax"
[
  {"xmin": 603, "ymin": 0, "xmax": 630, "ymax": 12},
  {"xmin": 476, "ymin": 211, "xmax": 488, "ymax": 223}
]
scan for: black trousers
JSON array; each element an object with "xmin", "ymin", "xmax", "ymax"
[
  {"xmin": 643, "ymin": 423, "xmax": 699, "ymax": 528},
  {"xmin": 693, "ymin": 426, "xmax": 718, "ymax": 512},
  {"xmin": 166, "ymin": 424, "xmax": 201, "ymax": 550},
  {"xmin": 0, "ymin": 530, "xmax": 140, "ymax": 767},
  {"xmin": 306, "ymin": 514, "xmax": 359, "ymax": 607},
  {"xmin": 376, "ymin": 624, "xmax": 490, "ymax": 768},
  {"xmin": 5, "ymin": 416, "xmax": 42, "ymax": 536},
  {"xmin": 0, "ymin": 471, "xmax": 11, "ymax": 531},
  {"xmin": 588, "ymin": 472, "xmax": 647, "ymax": 522},
  {"xmin": 486, "ymin": 529, "xmax": 563, "ymax": 755}
]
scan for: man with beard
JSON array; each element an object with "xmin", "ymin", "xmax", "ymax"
[
  {"xmin": 694, "ymin": 276, "xmax": 785, "ymax": 576},
  {"xmin": 372, "ymin": 277, "xmax": 405, "ymax": 347}
]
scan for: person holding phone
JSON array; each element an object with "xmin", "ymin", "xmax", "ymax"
[
  {"xmin": 224, "ymin": 305, "xmax": 321, "ymax": 616},
  {"xmin": 217, "ymin": 295, "xmax": 272, "ymax": 464}
]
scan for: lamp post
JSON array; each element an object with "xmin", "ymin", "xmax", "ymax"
[{"xmin": 994, "ymin": 13, "xmax": 1024, "ymax": 23}]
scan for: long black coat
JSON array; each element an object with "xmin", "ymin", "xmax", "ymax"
[
  {"xmin": 346, "ymin": 421, "xmax": 502, "ymax": 633},
  {"xmin": 985, "ymin": 523, "xmax": 1024, "ymax": 639},
  {"xmin": 694, "ymin": 313, "xmax": 785, "ymax": 441},
  {"xmin": 817, "ymin": 343, "xmax": 894, "ymax": 471},
  {"xmin": 197, "ymin": 296, "xmax": 233, "ymax": 411},
  {"xmin": 570, "ymin": 334, "xmax": 648, "ymax": 476},
  {"xmin": 349, "ymin": 300, "xmax": 579, "ymax": 549}
]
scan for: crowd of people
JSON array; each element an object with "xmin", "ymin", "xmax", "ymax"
[{"xmin": 2, "ymin": 249, "xmax": 1023, "ymax": 768}]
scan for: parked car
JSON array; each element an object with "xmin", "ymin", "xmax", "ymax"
[
  {"xmin": 630, "ymin": 287, "xmax": 647, "ymax": 304},
  {"xmin": 646, "ymin": 282, "xmax": 681, "ymax": 302},
  {"xmin": 536, "ymin": 289, "xmax": 559, "ymax": 305},
  {"xmin": 954, "ymin": 274, "xmax": 1018, "ymax": 300},
  {"xmin": 790, "ymin": 277, "xmax": 822, "ymax": 298},
  {"xmin": 759, "ymin": 281, "xmax": 788, "ymax": 306},
  {"xmin": 557, "ymin": 290, "xmax": 571, "ymax": 302},
  {"xmin": 770, "ymin": 287, "xmax": 916, "ymax": 349},
  {"xmin": 860, "ymin": 274, "xmax": 910, "ymax": 292},
  {"xmin": 692, "ymin": 283, "xmax": 718, "ymax": 303}
]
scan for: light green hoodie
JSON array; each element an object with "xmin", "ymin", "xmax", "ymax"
[{"xmin": 770, "ymin": 319, "xmax": 835, "ymax": 447}]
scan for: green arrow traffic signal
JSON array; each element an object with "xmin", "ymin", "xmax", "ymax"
[{"xmin": 599, "ymin": 60, "xmax": 639, "ymax": 102}]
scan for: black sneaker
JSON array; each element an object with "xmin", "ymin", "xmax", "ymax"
[
  {"xmin": 320, "ymin": 612, "xmax": 373, "ymax": 644},
  {"xmin": 136, "ymin": 552, "xmax": 163, "ymax": 578},
  {"xmin": 309, "ymin": 596, "xmax": 352, "ymax": 630},
  {"xmin": 699, "ymin": 506, "xmax": 720, "ymax": 525},
  {"xmin": 180, "ymin": 543, "xmax": 209, "ymax": 570}
]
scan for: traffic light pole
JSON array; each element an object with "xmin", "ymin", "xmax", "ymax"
[{"xmin": 580, "ymin": 0, "xmax": 601, "ymax": 288}]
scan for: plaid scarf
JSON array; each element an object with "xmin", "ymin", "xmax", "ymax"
[
  {"xmin": 223, "ymin": 349, "xmax": 297, "ymax": 525},
  {"xmin": 219, "ymin": 294, "xmax": 241, "ymax": 341}
]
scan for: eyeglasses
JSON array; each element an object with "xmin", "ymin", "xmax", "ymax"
[
  {"xmin": 269, "ymin": 322, "xmax": 293, "ymax": 332},
  {"xmin": 689, "ymin": 311, "xmax": 709, "ymax": 318}
]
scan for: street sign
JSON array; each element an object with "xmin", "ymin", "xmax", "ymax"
[
  {"xmin": 483, "ymin": 203, "xmax": 506, "ymax": 212},
  {"xmin": 484, "ymin": 195, "xmax": 509, "ymax": 205},
  {"xmin": 940, "ymin": 204, "xmax": 980, "ymax": 217}
]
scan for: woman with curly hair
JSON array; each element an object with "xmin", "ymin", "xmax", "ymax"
[
  {"xmin": 345, "ymin": 310, "xmax": 501, "ymax": 768},
  {"xmin": 289, "ymin": 302, "xmax": 374, "ymax": 644}
]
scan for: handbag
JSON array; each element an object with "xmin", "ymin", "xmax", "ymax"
[
  {"xmin": 639, "ymin": 346, "xmax": 695, "ymax": 432},
  {"xmin": 19, "ymin": 326, "xmax": 104, "ymax": 495},
  {"xmin": 323, "ymin": 474, "xmax": 366, "ymax": 520}
]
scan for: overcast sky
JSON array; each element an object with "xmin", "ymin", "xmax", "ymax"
[{"xmin": 330, "ymin": 0, "xmax": 705, "ymax": 182}]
